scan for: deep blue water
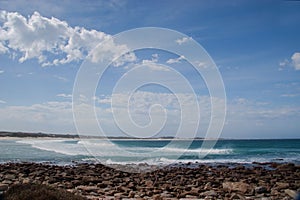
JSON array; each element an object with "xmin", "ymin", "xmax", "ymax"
[{"xmin": 0, "ymin": 138, "xmax": 299, "ymax": 165}]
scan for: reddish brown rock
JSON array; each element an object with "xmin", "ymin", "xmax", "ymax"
[{"xmin": 222, "ymin": 181, "xmax": 251, "ymax": 193}]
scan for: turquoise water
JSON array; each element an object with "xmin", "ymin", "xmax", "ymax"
[{"xmin": 0, "ymin": 138, "xmax": 299, "ymax": 165}]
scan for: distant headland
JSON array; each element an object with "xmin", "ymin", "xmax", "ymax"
[
  {"xmin": 0, "ymin": 131, "xmax": 208, "ymax": 140},
  {"xmin": 0, "ymin": 131, "xmax": 79, "ymax": 138}
]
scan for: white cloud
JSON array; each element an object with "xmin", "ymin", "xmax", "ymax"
[
  {"xmin": 0, "ymin": 94, "xmax": 298, "ymax": 138},
  {"xmin": 279, "ymin": 59, "xmax": 289, "ymax": 67},
  {"xmin": 166, "ymin": 55, "xmax": 185, "ymax": 64},
  {"xmin": 281, "ymin": 94, "xmax": 298, "ymax": 98},
  {"xmin": 0, "ymin": 100, "xmax": 6, "ymax": 104},
  {"xmin": 0, "ymin": 10, "xmax": 135, "ymax": 66},
  {"xmin": 291, "ymin": 52, "xmax": 300, "ymax": 70},
  {"xmin": 0, "ymin": 70, "xmax": 4, "ymax": 74},
  {"xmin": 229, "ymin": 97, "xmax": 300, "ymax": 120},
  {"xmin": 125, "ymin": 54, "xmax": 169, "ymax": 72},
  {"xmin": 175, "ymin": 36, "xmax": 192, "ymax": 45},
  {"xmin": 0, "ymin": 101, "xmax": 75, "ymax": 133},
  {"xmin": 96, "ymin": 91, "xmax": 217, "ymax": 137},
  {"xmin": 53, "ymin": 75, "xmax": 68, "ymax": 82},
  {"xmin": 141, "ymin": 59, "xmax": 170, "ymax": 71},
  {"xmin": 57, "ymin": 93, "xmax": 72, "ymax": 98},
  {"xmin": 112, "ymin": 52, "xmax": 137, "ymax": 67}
]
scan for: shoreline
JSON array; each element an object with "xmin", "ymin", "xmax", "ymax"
[{"xmin": 0, "ymin": 162, "xmax": 299, "ymax": 199}]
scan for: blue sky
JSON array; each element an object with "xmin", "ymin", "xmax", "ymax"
[{"xmin": 0, "ymin": 0, "xmax": 300, "ymax": 138}]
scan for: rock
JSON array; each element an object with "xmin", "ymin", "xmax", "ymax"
[
  {"xmin": 255, "ymin": 186, "xmax": 267, "ymax": 194},
  {"xmin": 22, "ymin": 178, "xmax": 31, "ymax": 184},
  {"xmin": 152, "ymin": 194, "xmax": 163, "ymax": 200},
  {"xmin": 230, "ymin": 193, "xmax": 246, "ymax": 200},
  {"xmin": 270, "ymin": 188, "xmax": 280, "ymax": 196},
  {"xmin": 275, "ymin": 182, "xmax": 289, "ymax": 190},
  {"xmin": 114, "ymin": 192, "xmax": 125, "ymax": 198},
  {"xmin": 145, "ymin": 180, "xmax": 153, "ymax": 187},
  {"xmin": 284, "ymin": 189, "xmax": 297, "ymax": 198},
  {"xmin": 4, "ymin": 174, "xmax": 16, "ymax": 180},
  {"xmin": 222, "ymin": 181, "xmax": 250, "ymax": 193},
  {"xmin": 160, "ymin": 191, "xmax": 172, "ymax": 198},
  {"xmin": 0, "ymin": 184, "xmax": 8, "ymax": 191},
  {"xmin": 76, "ymin": 185, "xmax": 98, "ymax": 192},
  {"xmin": 2, "ymin": 180, "xmax": 12, "ymax": 184},
  {"xmin": 204, "ymin": 182, "xmax": 212, "ymax": 190},
  {"xmin": 128, "ymin": 190, "xmax": 135, "ymax": 198},
  {"xmin": 185, "ymin": 195, "xmax": 199, "ymax": 198},
  {"xmin": 200, "ymin": 190, "xmax": 217, "ymax": 197}
]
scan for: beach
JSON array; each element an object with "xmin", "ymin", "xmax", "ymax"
[
  {"xmin": 0, "ymin": 162, "xmax": 299, "ymax": 199},
  {"xmin": 0, "ymin": 138, "xmax": 299, "ymax": 199}
]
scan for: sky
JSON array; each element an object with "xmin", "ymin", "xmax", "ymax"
[{"xmin": 0, "ymin": 0, "xmax": 300, "ymax": 139}]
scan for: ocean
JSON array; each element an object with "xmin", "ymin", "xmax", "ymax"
[{"xmin": 0, "ymin": 138, "xmax": 299, "ymax": 165}]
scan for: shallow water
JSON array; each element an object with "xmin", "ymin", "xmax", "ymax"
[{"xmin": 0, "ymin": 138, "xmax": 299, "ymax": 165}]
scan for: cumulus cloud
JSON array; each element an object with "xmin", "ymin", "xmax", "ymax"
[
  {"xmin": 141, "ymin": 59, "xmax": 170, "ymax": 72},
  {"xmin": 175, "ymin": 36, "xmax": 192, "ymax": 45},
  {"xmin": 125, "ymin": 54, "xmax": 170, "ymax": 72},
  {"xmin": 291, "ymin": 52, "xmax": 300, "ymax": 70},
  {"xmin": 0, "ymin": 10, "xmax": 135, "ymax": 66},
  {"xmin": 166, "ymin": 55, "xmax": 185, "ymax": 64}
]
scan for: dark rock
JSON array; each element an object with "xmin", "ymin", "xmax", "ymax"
[
  {"xmin": 255, "ymin": 186, "xmax": 268, "ymax": 194},
  {"xmin": 0, "ymin": 184, "xmax": 8, "ymax": 191}
]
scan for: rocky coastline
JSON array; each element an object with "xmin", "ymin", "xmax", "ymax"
[{"xmin": 0, "ymin": 162, "xmax": 299, "ymax": 199}]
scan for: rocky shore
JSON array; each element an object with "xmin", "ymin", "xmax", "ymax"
[{"xmin": 0, "ymin": 162, "xmax": 299, "ymax": 199}]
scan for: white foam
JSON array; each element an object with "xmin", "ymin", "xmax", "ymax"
[{"xmin": 17, "ymin": 139, "xmax": 89, "ymax": 156}]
